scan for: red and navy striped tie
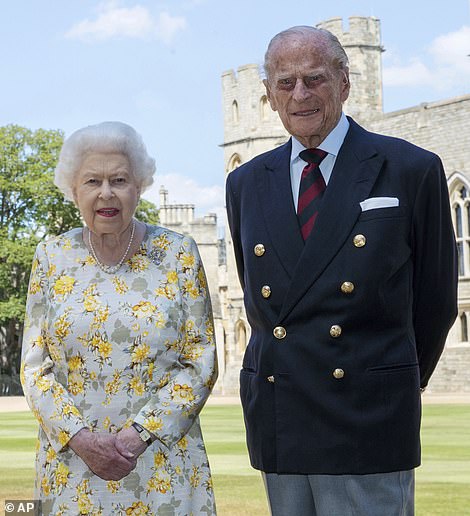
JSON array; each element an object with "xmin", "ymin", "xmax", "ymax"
[{"xmin": 297, "ymin": 148, "xmax": 328, "ymax": 241}]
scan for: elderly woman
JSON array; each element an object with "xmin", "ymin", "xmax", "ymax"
[{"xmin": 21, "ymin": 121, "xmax": 218, "ymax": 515}]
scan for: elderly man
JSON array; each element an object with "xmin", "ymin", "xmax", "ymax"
[{"xmin": 226, "ymin": 26, "xmax": 457, "ymax": 515}]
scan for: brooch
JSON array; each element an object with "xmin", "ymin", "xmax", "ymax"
[{"xmin": 148, "ymin": 248, "xmax": 166, "ymax": 266}]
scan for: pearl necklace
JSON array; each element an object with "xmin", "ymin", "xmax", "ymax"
[{"xmin": 88, "ymin": 220, "xmax": 136, "ymax": 274}]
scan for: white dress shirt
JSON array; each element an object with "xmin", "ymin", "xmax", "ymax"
[{"xmin": 290, "ymin": 113, "xmax": 350, "ymax": 209}]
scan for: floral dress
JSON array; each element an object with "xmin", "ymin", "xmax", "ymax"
[{"xmin": 21, "ymin": 225, "xmax": 218, "ymax": 516}]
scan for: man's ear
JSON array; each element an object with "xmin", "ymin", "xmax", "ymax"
[
  {"xmin": 340, "ymin": 70, "xmax": 350, "ymax": 103},
  {"xmin": 263, "ymin": 79, "xmax": 277, "ymax": 112}
]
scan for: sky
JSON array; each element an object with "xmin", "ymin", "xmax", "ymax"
[{"xmin": 1, "ymin": 0, "xmax": 469, "ymax": 226}]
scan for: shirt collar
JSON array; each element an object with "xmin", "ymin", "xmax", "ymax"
[{"xmin": 290, "ymin": 112, "xmax": 350, "ymax": 164}]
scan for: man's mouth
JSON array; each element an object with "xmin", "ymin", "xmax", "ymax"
[
  {"xmin": 96, "ymin": 208, "xmax": 119, "ymax": 217},
  {"xmin": 293, "ymin": 108, "xmax": 320, "ymax": 116}
]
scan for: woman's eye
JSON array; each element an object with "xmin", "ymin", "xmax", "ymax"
[{"xmin": 114, "ymin": 177, "xmax": 126, "ymax": 184}]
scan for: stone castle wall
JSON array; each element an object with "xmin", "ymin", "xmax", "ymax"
[{"xmin": 367, "ymin": 95, "xmax": 470, "ymax": 178}]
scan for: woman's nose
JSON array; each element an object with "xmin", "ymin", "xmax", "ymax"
[{"xmin": 99, "ymin": 182, "xmax": 114, "ymax": 199}]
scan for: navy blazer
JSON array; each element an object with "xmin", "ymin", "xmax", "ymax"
[{"xmin": 226, "ymin": 118, "xmax": 458, "ymax": 474}]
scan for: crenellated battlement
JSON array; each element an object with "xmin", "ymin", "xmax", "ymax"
[{"xmin": 317, "ymin": 16, "xmax": 381, "ymax": 48}]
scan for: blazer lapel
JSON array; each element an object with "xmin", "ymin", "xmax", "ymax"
[
  {"xmin": 256, "ymin": 140, "xmax": 304, "ymax": 278},
  {"xmin": 278, "ymin": 121, "xmax": 386, "ymax": 322}
]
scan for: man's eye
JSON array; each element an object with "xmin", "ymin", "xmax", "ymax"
[
  {"xmin": 304, "ymin": 75, "xmax": 322, "ymax": 88},
  {"xmin": 277, "ymin": 78, "xmax": 295, "ymax": 90}
]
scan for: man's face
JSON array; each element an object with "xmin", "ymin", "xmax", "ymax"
[{"xmin": 264, "ymin": 35, "xmax": 350, "ymax": 148}]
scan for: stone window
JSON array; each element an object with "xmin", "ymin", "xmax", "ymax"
[
  {"xmin": 236, "ymin": 320, "xmax": 247, "ymax": 354},
  {"xmin": 450, "ymin": 182, "xmax": 470, "ymax": 277},
  {"xmin": 227, "ymin": 153, "xmax": 242, "ymax": 173},
  {"xmin": 260, "ymin": 95, "xmax": 270, "ymax": 120},
  {"xmin": 455, "ymin": 204, "xmax": 463, "ymax": 237},
  {"xmin": 232, "ymin": 100, "xmax": 239, "ymax": 124},
  {"xmin": 460, "ymin": 313, "xmax": 468, "ymax": 342}
]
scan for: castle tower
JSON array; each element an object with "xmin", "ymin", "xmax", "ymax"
[
  {"xmin": 221, "ymin": 64, "xmax": 288, "ymax": 174},
  {"xmin": 317, "ymin": 17, "xmax": 384, "ymax": 121}
]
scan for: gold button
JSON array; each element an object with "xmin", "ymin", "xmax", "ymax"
[
  {"xmin": 333, "ymin": 368, "xmax": 345, "ymax": 379},
  {"xmin": 330, "ymin": 325, "xmax": 342, "ymax": 338},
  {"xmin": 254, "ymin": 244, "xmax": 265, "ymax": 256},
  {"xmin": 353, "ymin": 234, "xmax": 366, "ymax": 247},
  {"xmin": 261, "ymin": 285, "xmax": 271, "ymax": 298},
  {"xmin": 273, "ymin": 326, "xmax": 286, "ymax": 339},
  {"xmin": 267, "ymin": 375, "xmax": 275, "ymax": 383},
  {"xmin": 341, "ymin": 281, "xmax": 355, "ymax": 294}
]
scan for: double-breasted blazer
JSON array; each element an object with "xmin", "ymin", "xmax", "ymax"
[{"xmin": 226, "ymin": 117, "xmax": 457, "ymax": 475}]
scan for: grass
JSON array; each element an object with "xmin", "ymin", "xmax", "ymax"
[{"xmin": 1, "ymin": 404, "xmax": 469, "ymax": 515}]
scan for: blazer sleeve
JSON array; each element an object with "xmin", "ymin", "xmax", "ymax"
[
  {"xmin": 226, "ymin": 172, "xmax": 245, "ymax": 290},
  {"xmin": 134, "ymin": 236, "xmax": 218, "ymax": 448},
  {"xmin": 411, "ymin": 154, "xmax": 458, "ymax": 388},
  {"xmin": 21, "ymin": 243, "xmax": 86, "ymax": 453}
]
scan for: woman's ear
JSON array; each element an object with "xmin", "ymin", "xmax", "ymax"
[{"xmin": 71, "ymin": 187, "xmax": 79, "ymax": 207}]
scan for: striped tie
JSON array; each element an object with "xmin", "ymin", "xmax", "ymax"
[{"xmin": 297, "ymin": 148, "xmax": 328, "ymax": 241}]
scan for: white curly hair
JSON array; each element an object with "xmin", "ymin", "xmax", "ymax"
[{"xmin": 54, "ymin": 121, "xmax": 156, "ymax": 201}]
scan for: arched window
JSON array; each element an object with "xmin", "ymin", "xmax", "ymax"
[
  {"xmin": 449, "ymin": 177, "xmax": 470, "ymax": 277},
  {"xmin": 455, "ymin": 205, "xmax": 463, "ymax": 237},
  {"xmin": 227, "ymin": 153, "xmax": 242, "ymax": 173},
  {"xmin": 457, "ymin": 241, "xmax": 465, "ymax": 276},
  {"xmin": 236, "ymin": 320, "xmax": 247, "ymax": 354},
  {"xmin": 260, "ymin": 95, "xmax": 270, "ymax": 121},
  {"xmin": 232, "ymin": 100, "xmax": 239, "ymax": 124},
  {"xmin": 461, "ymin": 313, "xmax": 468, "ymax": 342}
]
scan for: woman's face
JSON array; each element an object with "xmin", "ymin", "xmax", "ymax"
[{"xmin": 72, "ymin": 152, "xmax": 140, "ymax": 237}]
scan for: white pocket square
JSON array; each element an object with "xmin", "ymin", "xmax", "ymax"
[{"xmin": 360, "ymin": 197, "xmax": 399, "ymax": 211}]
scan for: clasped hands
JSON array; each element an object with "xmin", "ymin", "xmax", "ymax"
[{"xmin": 68, "ymin": 426, "xmax": 149, "ymax": 481}]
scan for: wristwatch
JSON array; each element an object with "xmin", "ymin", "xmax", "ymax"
[{"xmin": 132, "ymin": 422, "xmax": 152, "ymax": 446}]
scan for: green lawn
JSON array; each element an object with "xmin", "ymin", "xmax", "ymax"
[{"xmin": 1, "ymin": 404, "xmax": 469, "ymax": 515}]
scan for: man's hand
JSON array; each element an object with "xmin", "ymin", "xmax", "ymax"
[
  {"xmin": 116, "ymin": 426, "xmax": 148, "ymax": 458},
  {"xmin": 68, "ymin": 428, "xmax": 137, "ymax": 480}
]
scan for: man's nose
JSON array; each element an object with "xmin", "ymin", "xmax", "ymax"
[{"xmin": 292, "ymin": 79, "xmax": 311, "ymax": 102}]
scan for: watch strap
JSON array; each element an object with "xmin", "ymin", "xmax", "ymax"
[{"xmin": 132, "ymin": 422, "xmax": 152, "ymax": 446}]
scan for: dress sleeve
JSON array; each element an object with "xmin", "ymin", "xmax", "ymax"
[
  {"xmin": 134, "ymin": 236, "xmax": 218, "ymax": 448},
  {"xmin": 21, "ymin": 242, "xmax": 85, "ymax": 453}
]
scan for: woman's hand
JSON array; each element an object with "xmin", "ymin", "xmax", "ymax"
[
  {"xmin": 116, "ymin": 426, "xmax": 148, "ymax": 459},
  {"xmin": 68, "ymin": 428, "xmax": 137, "ymax": 480}
]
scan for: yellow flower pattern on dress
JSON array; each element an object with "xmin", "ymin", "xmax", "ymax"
[
  {"xmin": 21, "ymin": 225, "xmax": 217, "ymax": 515},
  {"xmin": 112, "ymin": 275, "xmax": 129, "ymax": 294},
  {"xmin": 132, "ymin": 300, "xmax": 156, "ymax": 319},
  {"xmin": 53, "ymin": 275, "xmax": 75, "ymax": 300}
]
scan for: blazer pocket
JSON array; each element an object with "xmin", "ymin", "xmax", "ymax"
[
  {"xmin": 367, "ymin": 362, "xmax": 418, "ymax": 375},
  {"xmin": 358, "ymin": 206, "xmax": 406, "ymax": 221}
]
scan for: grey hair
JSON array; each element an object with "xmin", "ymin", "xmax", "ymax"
[
  {"xmin": 54, "ymin": 121, "xmax": 156, "ymax": 201},
  {"xmin": 264, "ymin": 25, "xmax": 349, "ymax": 81}
]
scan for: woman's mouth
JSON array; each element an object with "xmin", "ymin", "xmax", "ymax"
[{"xmin": 96, "ymin": 208, "xmax": 119, "ymax": 217}]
